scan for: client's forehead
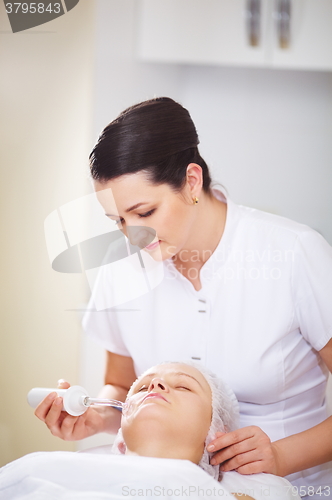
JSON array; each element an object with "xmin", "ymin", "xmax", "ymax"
[{"xmin": 131, "ymin": 362, "xmax": 211, "ymax": 394}]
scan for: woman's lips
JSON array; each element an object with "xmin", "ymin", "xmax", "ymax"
[
  {"xmin": 145, "ymin": 240, "xmax": 161, "ymax": 251},
  {"xmin": 142, "ymin": 393, "xmax": 169, "ymax": 404}
]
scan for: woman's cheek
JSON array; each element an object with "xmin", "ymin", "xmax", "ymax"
[
  {"xmin": 188, "ymin": 401, "xmax": 211, "ymax": 436},
  {"xmin": 122, "ymin": 393, "xmax": 146, "ymax": 419}
]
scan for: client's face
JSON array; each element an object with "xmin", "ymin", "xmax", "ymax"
[{"xmin": 121, "ymin": 363, "xmax": 212, "ymax": 464}]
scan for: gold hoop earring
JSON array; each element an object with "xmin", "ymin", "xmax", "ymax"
[{"xmin": 193, "ymin": 197, "xmax": 199, "ymax": 205}]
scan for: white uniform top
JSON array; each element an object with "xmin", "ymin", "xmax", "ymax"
[{"xmin": 83, "ymin": 190, "xmax": 332, "ymax": 495}]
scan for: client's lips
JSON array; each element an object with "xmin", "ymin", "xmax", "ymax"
[{"xmin": 142, "ymin": 392, "xmax": 169, "ymax": 404}]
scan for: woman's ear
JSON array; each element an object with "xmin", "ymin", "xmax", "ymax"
[
  {"xmin": 118, "ymin": 441, "xmax": 126, "ymax": 454},
  {"xmin": 186, "ymin": 163, "xmax": 203, "ymax": 197}
]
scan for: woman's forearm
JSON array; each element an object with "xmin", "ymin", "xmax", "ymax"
[
  {"xmin": 272, "ymin": 415, "xmax": 332, "ymax": 477},
  {"xmin": 95, "ymin": 384, "xmax": 128, "ymax": 434}
]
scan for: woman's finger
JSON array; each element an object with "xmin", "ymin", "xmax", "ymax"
[
  {"xmin": 71, "ymin": 415, "xmax": 87, "ymax": 438},
  {"xmin": 213, "ymin": 431, "xmax": 226, "ymax": 439},
  {"xmin": 218, "ymin": 449, "xmax": 260, "ymax": 472},
  {"xmin": 235, "ymin": 461, "xmax": 267, "ymax": 475},
  {"xmin": 207, "ymin": 427, "xmax": 256, "ymax": 453},
  {"xmin": 34, "ymin": 392, "xmax": 57, "ymax": 422},
  {"xmin": 44, "ymin": 397, "xmax": 64, "ymax": 432},
  {"xmin": 60, "ymin": 414, "xmax": 80, "ymax": 440},
  {"xmin": 57, "ymin": 379, "xmax": 70, "ymax": 389},
  {"xmin": 210, "ymin": 438, "xmax": 255, "ymax": 465}
]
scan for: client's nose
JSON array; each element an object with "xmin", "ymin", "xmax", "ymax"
[{"xmin": 148, "ymin": 378, "xmax": 169, "ymax": 393}]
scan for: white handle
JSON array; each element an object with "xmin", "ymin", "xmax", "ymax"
[{"xmin": 27, "ymin": 386, "xmax": 89, "ymax": 416}]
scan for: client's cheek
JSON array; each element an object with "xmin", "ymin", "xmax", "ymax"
[
  {"xmin": 122, "ymin": 393, "xmax": 146, "ymax": 419},
  {"xmin": 121, "ymin": 420, "xmax": 134, "ymax": 450},
  {"xmin": 192, "ymin": 407, "xmax": 212, "ymax": 438}
]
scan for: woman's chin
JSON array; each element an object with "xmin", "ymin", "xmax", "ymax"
[
  {"xmin": 122, "ymin": 408, "xmax": 174, "ymax": 442},
  {"xmin": 142, "ymin": 243, "xmax": 167, "ymax": 261},
  {"xmin": 123, "ymin": 400, "xmax": 170, "ymax": 422}
]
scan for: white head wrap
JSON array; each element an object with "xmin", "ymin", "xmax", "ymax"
[{"xmin": 111, "ymin": 361, "xmax": 239, "ymax": 481}]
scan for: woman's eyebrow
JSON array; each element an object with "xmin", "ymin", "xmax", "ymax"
[
  {"xmin": 174, "ymin": 372, "xmax": 203, "ymax": 389},
  {"xmin": 125, "ymin": 202, "xmax": 149, "ymax": 213}
]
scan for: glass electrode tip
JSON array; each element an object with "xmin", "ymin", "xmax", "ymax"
[{"xmin": 82, "ymin": 396, "xmax": 127, "ymax": 411}]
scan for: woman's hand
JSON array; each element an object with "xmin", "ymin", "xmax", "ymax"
[
  {"xmin": 34, "ymin": 379, "xmax": 106, "ymax": 441},
  {"xmin": 207, "ymin": 426, "xmax": 281, "ymax": 476}
]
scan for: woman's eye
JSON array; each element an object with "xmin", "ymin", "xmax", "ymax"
[
  {"xmin": 110, "ymin": 210, "xmax": 155, "ymax": 225},
  {"xmin": 138, "ymin": 209, "xmax": 155, "ymax": 218},
  {"xmin": 137, "ymin": 386, "xmax": 148, "ymax": 392},
  {"xmin": 176, "ymin": 386, "xmax": 190, "ymax": 391}
]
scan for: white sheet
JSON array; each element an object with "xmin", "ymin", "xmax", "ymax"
[{"xmin": 0, "ymin": 451, "xmax": 300, "ymax": 500}]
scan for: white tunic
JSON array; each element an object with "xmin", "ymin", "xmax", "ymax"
[{"xmin": 83, "ymin": 190, "xmax": 332, "ymax": 496}]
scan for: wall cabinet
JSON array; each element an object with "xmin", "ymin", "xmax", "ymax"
[{"xmin": 137, "ymin": 0, "xmax": 332, "ymax": 71}]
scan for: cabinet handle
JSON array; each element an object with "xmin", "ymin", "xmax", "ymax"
[
  {"xmin": 275, "ymin": 0, "xmax": 291, "ymax": 49},
  {"xmin": 245, "ymin": 0, "xmax": 261, "ymax": 47}
]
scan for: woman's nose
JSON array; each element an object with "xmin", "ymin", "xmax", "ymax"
[
  {"xmin": 148, "ymin": 378, "xmax": 169, "ymax": 393},
  {"xmin": 126, "ymin": 226, "xmax": 156, "ymax": 249}
]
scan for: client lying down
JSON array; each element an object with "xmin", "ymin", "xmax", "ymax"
[
  {"xmin": 0, "ymin": 362, "xmax": 299, "ymax": 500},
  {"xmin": 101, "ymin": 361, "xmax": 299, "ymax": 500},
  {"xmin": 112, "ymin": 361, "xmax": 239, "ymax": 479}
]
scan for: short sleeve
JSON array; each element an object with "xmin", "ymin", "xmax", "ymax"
[
  {"xmin": 82, "ymin": 266, "xmax": 131, "ymax": 356},
  {"xmin": 292, "ymin": 227, "xmax": 332, "ymax": 351},
  {"xmin": 82, "ymin": 307, "xmax": 130, "ymax": 357}
]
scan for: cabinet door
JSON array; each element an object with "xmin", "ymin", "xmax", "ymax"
[
  {"xmin": 137, "ymin": 0, "xmax": 270, "ymax": 67},
  {"xmin": 270, "ymin": 0, "xmax": 332, "ymax": 70}
]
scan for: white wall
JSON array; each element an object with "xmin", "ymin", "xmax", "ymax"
[
  {"xmin": 91, "ymin": 0, "xmax": 182, "ymax": 138},
  {"xmin": 179, "ymin": 65, "xmax": 332, "ymax": 244}
]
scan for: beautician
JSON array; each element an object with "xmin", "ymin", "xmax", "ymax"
[{"xmin": 35, "ymin": 98, "xmax": 332, "ymax": 499}]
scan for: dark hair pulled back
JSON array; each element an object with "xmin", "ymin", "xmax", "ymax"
[{"xmin": 89, "ymin": 97, "xmax": 212, "ymax": 193}]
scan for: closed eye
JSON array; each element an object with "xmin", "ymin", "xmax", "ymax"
[
  {"xmin": 108, "ymin": 209, "xmax": 155, "ymax": 225},
  {"xmin": 138, "ymin": 209, "xmax": 155, "ymax": 218},
  {"xmin": 137, "ymin": 386, "xmax": 148, "ymax": 392},
  {"xmin": 176, "ymin": 386, "xmax": 190, "ymax": 391}
]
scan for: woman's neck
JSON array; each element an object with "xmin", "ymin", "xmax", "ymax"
[
  {"xmin": 172, "ymin": 192, "xmax": 227, "ymax": 290},
  {"xmin": 125, "ymin": 441, "xmax": 202, "ymax": 464}
]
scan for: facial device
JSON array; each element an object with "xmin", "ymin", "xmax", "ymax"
[{"xmin": 27, "ymin": 386, "xmax": 126, "ymax": 416}]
